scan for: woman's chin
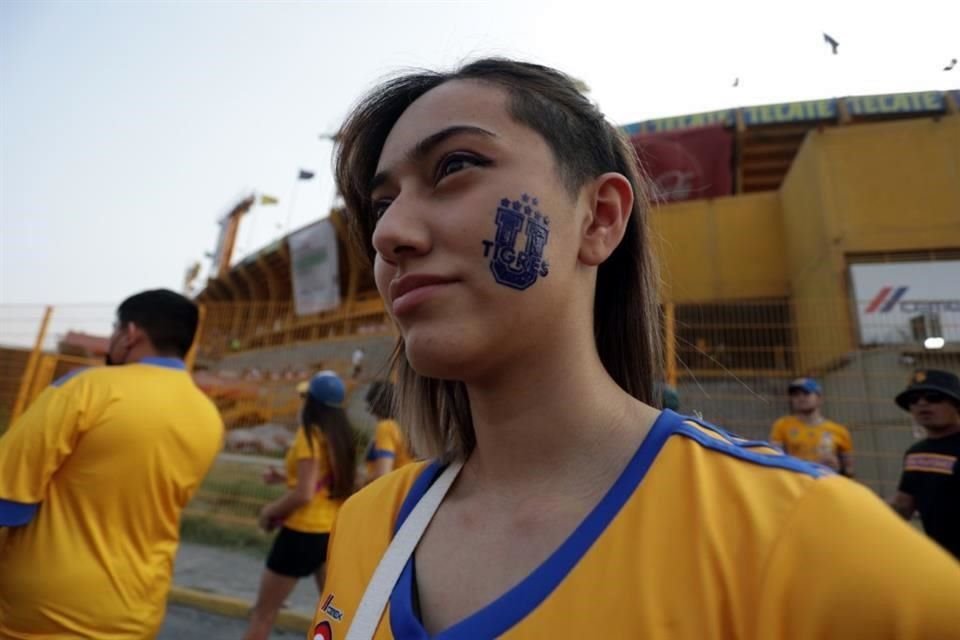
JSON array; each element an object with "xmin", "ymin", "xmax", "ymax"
[{"xmin": 403, "ymin": 330, "xmax": 482, "ymax": 381}]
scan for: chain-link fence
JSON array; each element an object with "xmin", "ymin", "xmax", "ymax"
[{"xmin": 1, "ymin": 300, "xmax": 957, "ymax": 529}]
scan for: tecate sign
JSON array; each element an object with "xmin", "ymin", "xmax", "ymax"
[{"xmin": 850, "ymin": 261, "xmax": 960, "ymax": 345}]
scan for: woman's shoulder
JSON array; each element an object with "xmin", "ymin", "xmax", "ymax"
[
  {"xmin": 291, "ymin": 424, "xmax": 325, "ymax": 451},
  {"xmin": 375, "ymin": 418, "xmax": 401, "ymax": 434},
  {"xmin": 339, "ymin": 460, "xmax": 433, "ymax": 528}
]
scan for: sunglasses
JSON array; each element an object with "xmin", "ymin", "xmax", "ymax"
[{"xmin": 908, "ymin": 391, "xmax": 948, "ymax": 405}]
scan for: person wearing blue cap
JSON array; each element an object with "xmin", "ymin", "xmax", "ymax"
[
  {"xmin": 244, "ymin": 371, "xmax": 356, "ymax": 640},
  {"xmin": 769, "ymin": 378, "xmax": 854, "ymax": 477}
]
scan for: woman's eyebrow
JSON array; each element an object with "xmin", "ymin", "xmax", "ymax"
[{"xmin": 369, "ymin": 125, "xmax": 498, "ymax": 193}]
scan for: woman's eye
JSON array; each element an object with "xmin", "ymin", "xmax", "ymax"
[
  {"xmin": 372, "ymin": 199, "xmax": 392, "ymax": 220},
  {"xmin": 436, "ymin": 153, "xmax": 487, "ymax": 182}
]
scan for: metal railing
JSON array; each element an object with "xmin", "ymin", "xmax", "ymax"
[{"xmin": 2, "ymin": 299, "xmax": 957, "ymax": 525}]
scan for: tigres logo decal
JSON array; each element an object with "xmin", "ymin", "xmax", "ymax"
[
  {"xmin": 313, "ymin": 620, "xmax": 333, "ymax": 640},
  {"xmin": 482, "ymin": 194, "xmax": 550, "ymax": 290}
]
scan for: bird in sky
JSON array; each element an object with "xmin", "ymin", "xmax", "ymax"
[
  {"xmin": 823, "ymin": 32, "xmax": 839, "ymax": 55},
  {"xmin": 945, "ymin": 58, "xmax": 957, "ymax": 71},
  {"xmin": 732, "ymin": 77, "xmax": 740, "ymax": 87}
]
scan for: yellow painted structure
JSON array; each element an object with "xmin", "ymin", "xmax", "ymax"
[
  {"xmin": 652, "ymin": 192, "xmax": 788, "ymax": 302},
  {"xmin": 655, "ymin": 115, "xmax": 960, "ymax": 374},
  {"xmin": 190, "ymin": 108, "xmax": 958, "ymax": 380}
]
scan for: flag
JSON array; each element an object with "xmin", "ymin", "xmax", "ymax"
[
  {"xmin": 259, "ymin": 194, "xmax": 279, "ymax": 206},
  {"xmin": 298, "ymin": 169, "xmax": 315, "ymax": 180}
]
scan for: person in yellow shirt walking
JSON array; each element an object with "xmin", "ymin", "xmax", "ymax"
[
  {"xmin": 364, "ymin": 380, "xmax": 414, "ymax": 484},
  {"xmin": 0, "ymin": 289, "xmax": 224, "ymax": 639},
  {"xmin": 243, "ymin": 370, "xmax": 356, "ymax": 640},
  {"xmin": 770, "ymin": 377, "xmax": 854, "ymax": 476}
]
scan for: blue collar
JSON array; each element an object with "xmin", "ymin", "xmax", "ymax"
[
  {"xmin": 139, "ymin": 356, "xmax": 186, "ymax": 370},
  {"xmin": 386, "ymin": 409, "xmax": 826, "ymax": 638},
  {"xmin": 388, "ymin": 410, "xmax": 677, "ymax": 639}
]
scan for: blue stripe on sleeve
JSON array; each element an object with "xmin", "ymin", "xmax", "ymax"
[{"xmin": 0, "ymin": 499, "xmax": 39, "ymax": 526}]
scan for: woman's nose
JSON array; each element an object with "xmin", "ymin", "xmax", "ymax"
[{"xmin": 371, "ymin": 195, "xmax": 432, "ymax": 264}]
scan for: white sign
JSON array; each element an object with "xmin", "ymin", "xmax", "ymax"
[
  {"xmin": 849, "ymin": 261, "xmax": 960, "ymax": 345},
  {"xmin": 288, "ymin": 220, "xmax": 340, "ymax": 316}
]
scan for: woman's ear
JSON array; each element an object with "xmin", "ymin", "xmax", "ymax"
[{"xmin": 578, "ymin": 172, "xmax": 634, "ymax": 266}]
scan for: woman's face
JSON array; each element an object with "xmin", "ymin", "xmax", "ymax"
[{"xmin": 370, "ymin": 80, "xmax": 590, "ymax": 381}]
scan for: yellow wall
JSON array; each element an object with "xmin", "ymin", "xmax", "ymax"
[
  {"xmin": 780, "ymin": 128, "xmax": 852, "ymax": 372},
  {"xmin": 780, "ymin": 115, "xmax": 960, "ymax": 372},
  {"xmin": 819, "ymin": 117, "xmax": 960, "ymax": 254},
  {"xmin": 652, "ymin": 192, "xmax": 788, "ymax": 302},
  {"xmin": 654, "ymin": 115, "xmax": 959, "ymax": 374}
]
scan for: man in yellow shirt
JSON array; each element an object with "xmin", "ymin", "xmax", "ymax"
[
  {"xmin": 0, "ymin": 289, "xmax": 224, "ymax": 639},
  {"xmin": 770, "ymin": 377, "xmax": 854, "ymax": 476}
]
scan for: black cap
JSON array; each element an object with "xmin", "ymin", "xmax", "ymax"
[{"xmin": 895, "ymin": 369, "xmax": 960, "ymax": 411}]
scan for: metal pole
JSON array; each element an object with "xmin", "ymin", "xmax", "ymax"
[
  {"xmin": 665, "ymin": 302, "xmax": 678, "ymax": 387},
  {"xmin": 11, "ymin": 306, "xmax": 53, "ymax": 422},
  {"xmin": 185, "ymin": 304, "xmax": 207, "ymax": 372}
]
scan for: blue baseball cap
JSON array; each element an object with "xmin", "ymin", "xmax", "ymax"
[
  {"xmin": 788, "ymin": 377, "xmax": 822, "ymax": 395},
  {"xmin": 308, "ymin": 371, "xmax": 345, "ymax": 405}
]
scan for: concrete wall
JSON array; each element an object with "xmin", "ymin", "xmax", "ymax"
[
  {"xmin": 212, "ymin": 334, "xmax": 397, "ymax": 435},
  {"xmin": 214, "ymin": 334, "xmax": 396, "ymax": 379}
]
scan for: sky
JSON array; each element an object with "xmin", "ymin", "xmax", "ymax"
[{"xmin": 1, "ymin": 0, "xmax": 958, "ymax": 342}]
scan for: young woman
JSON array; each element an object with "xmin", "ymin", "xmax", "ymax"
[
  {"xmin": 311, "ymin": 59, "xmax": 960, "ymax": 639},
  {"xmin": 243, "ymin": 371, "xmax": 355, "ymax": 640},
  {"xmin": 364, "ymin": 380, "xmax": 414, "ymax": 484}
]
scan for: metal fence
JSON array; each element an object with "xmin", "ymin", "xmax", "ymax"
[{"xmin": 1, "ymin": 299, "xmax": 957, "ymax": 527}]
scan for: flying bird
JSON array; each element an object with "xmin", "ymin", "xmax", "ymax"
[
  {"xmin": 732, "ymin": 77, "xmax": 740, "ymax": 87},
  {"xmin": 945, "ymin": 58, "xmax": 957, "ymax": 71},
  {"xmin": 823, "ymin": 33, "xmax": 839, "ymax": 55}
]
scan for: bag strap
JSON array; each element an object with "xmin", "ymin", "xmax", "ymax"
[{"xmin": 345, "ymin": 459, "xmax": 465, "ymax": 640}]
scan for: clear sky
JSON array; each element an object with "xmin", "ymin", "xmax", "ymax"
[{"xmin": 1, "ymin": 0, "xmax": 957, "ymax": 318}]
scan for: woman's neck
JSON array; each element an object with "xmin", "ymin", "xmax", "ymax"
[{"xmin": 460, "ymin": 337, "xmax": 658, "ymax": 495}]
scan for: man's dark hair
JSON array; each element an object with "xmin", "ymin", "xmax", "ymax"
[{"xmin": 117, "ymin": 289, "xmax": 199, "ymax": 358}]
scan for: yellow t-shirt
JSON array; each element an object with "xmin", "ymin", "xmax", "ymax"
[
  {"xmin": 282, "ymin": 426, "xmax": 342, "ymax": 533},
  {"xmin": 0, "ymin": 358, "xmax": 223, "ymax": 639},
  {"xmin": 365, "ymin": 419, "xmax": 413, "ymax": 479},
  {"xmin": 769, "ymin": 415, "xmax": 853, "ymax": 465},
  {"xmin": 312, "ymin": 410, "xmax": 960, "ymax": 639}
]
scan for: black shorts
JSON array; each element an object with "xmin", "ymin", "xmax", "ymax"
[{"xmin": 265, "ymin": 527, "xmax": 330, "ymax": 578}]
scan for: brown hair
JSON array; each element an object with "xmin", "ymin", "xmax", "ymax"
[
  {"xmin": 365, "ymin": 380, "xmax": 395, "ymax": 420},
  {"xmin": 301, "ymin": 397, "xmax": 356, "ymax": 499},
  {"xmin": 336, "ymin": 58, "xmax": 662, "ymax": 461}
]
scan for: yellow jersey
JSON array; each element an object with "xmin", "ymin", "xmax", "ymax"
[
  {"xmin": 0, "ymin": 358, "xmax": 223, "ymax": 639},
  {"xmin": 365, "ymin": 419, "xmax": 414, "ymax": 478},
  {"xmin": 282, "ymin": 426, "xmax": 342, "ymax": 533},
  {"xmin": 769, "ymin": 415, "xmax": 853, "ymax": 464},
  {"xmin": 312, "ymin": 410, "xmax": 960, "ymax": 639}
]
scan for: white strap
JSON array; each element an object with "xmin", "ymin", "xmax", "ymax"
[{"xmin": 345, "ymin": 459, "xmax": 464, "ymax": 640}]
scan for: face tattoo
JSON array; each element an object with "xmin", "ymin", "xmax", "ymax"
[{"xmin": 481, "ymin": 194, "xmax": 550, "ymax": 291}]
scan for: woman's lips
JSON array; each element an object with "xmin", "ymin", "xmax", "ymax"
[{"xmin": 389, "ymin": 274, "xmax": 458, "ymax": 316}]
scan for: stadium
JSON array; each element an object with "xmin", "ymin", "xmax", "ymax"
[
  {"xmin": 183, "ymin": 87, "xmax": 960, "ymax": 489},
  {"xmin": 2, "ymin": 87, "xmax": 958, "ymax": 554}
]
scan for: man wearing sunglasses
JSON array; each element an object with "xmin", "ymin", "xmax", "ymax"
[{"xmin": 891, "ymin": 369, "xmax": 960, "ymax": 561}]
